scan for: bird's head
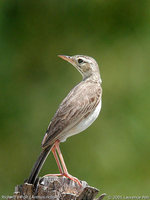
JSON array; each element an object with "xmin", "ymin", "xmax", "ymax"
[{"xmin": 58, "ymin": 55, "xmax": 101, "ymax": 82}]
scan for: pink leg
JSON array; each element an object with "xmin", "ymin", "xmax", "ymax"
[
  {"xmin": 44, "ymin": 144, "xmax": 63, "ymax": 177},
  {"xmin": 44, "ymin": 143, "xmax": 63, "ymax": 177},
  {"xmin": 55, "ymin": 140, "xmax": 82, "ymax": 186},
  {"xmin": 44, "ymin": 140, "xmax": 82, "ymax": 187},
  {"xmin": 51, "ymin": 145, "xmax": 63, "ymax": 174},
  {"xmin": 54, "ymin": 140, "xmax": 68, "ymax": 173}
]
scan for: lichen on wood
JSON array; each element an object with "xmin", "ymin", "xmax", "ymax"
[{"xmin": 9, "ymin": 176, "xmax": 106, "ymax": 200}]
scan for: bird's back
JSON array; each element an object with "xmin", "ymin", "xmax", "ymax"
[{"xmin": 42, "ymin": 78, "xmax": 102, "ymax": 149}]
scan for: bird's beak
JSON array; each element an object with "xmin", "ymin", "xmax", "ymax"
[{"xmin": 58, "ymin": 55, "xmax": 75, "ymax": 65}]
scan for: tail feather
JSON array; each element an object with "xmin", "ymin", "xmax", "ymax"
[{"xmin": 27, "ymin": 145, "xmax": 52, "ymax": 184}]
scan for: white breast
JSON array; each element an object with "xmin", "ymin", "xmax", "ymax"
[{"xmin": 61, "ymin": 99, "xmax": 102, "ymax": 142}]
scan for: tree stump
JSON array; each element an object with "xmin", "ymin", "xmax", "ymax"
[{"xmin": 8, "ymin": 176, "xmax": 106, "ymax": 200}]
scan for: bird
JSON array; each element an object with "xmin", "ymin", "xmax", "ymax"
[{"xmin": 27, "ymin": 55, "xmax": 102, "ymax": 186}]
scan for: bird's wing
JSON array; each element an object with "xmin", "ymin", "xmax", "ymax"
[{"xmin": 42, "ymin": 81, "xmax": 101, "ymax": 149}]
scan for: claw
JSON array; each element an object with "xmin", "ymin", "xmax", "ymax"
[{"xmin": 63, "ymin": 173, "xmax": 82, "ymax": 187}]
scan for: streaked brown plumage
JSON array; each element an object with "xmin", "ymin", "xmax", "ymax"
[
  {"xmin": 27, "ymin": 55, "xmax": 102, "ymax": 186},
  {"xmin": 42, "ymin": 79, "xmax": 101, "ymax": 148}
]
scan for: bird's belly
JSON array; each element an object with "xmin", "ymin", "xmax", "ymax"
[{"xmin": 60, "ymin": 99, "xmax": 102, "ymax": 142}]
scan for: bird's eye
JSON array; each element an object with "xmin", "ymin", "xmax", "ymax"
[{"xmin": 78, "ymin": 59, "xmax": 83, "ymax": 64}]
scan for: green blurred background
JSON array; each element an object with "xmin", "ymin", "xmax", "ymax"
[{"xmin": 0, "ymin": 0, "xmax": 150, "ymax": 197}]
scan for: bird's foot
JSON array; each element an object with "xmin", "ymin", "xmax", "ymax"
[
  {"xmin": 43, "ymin": 173, "xmax": 82, "ymax": 187},
  {"xmin": 62, "ymin": 173, "xmax": 82, "ymax": 187},
  {"xmin": 44, "ymin": 173, "xmax": 63, "ymax": 177}
]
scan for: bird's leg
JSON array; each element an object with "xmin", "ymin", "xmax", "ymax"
[
  {"xmin": 54, "ymin": 140, "xmax": 68, "ymax": 173},
  {"xmin": 55, "ymin": 140, "xmax": 82, "ymax": 186},
  {"xmin": 43, "ymin": 143, "xmax": 63, "ymax": 177},
  {"xmin": 51, "ymin": 145, "xmax": 63, "ymax": 174},
  {"xmin": 44, "ymin": 140, "xmax": 81, "ymax": 186}
]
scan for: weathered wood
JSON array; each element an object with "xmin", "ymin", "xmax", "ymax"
[{"xmin": 9, "ymin": 176, "xmax": 106, "ymax": 200}]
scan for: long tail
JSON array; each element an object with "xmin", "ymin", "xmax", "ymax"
[{"xmin": 27, "ymin": 145, "xmax": 52, "ymax": 184}]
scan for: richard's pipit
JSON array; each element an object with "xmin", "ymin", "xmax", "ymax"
[{"xmin": 27, "ymin": 55, "xmax": 102, "ymax": 186}]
